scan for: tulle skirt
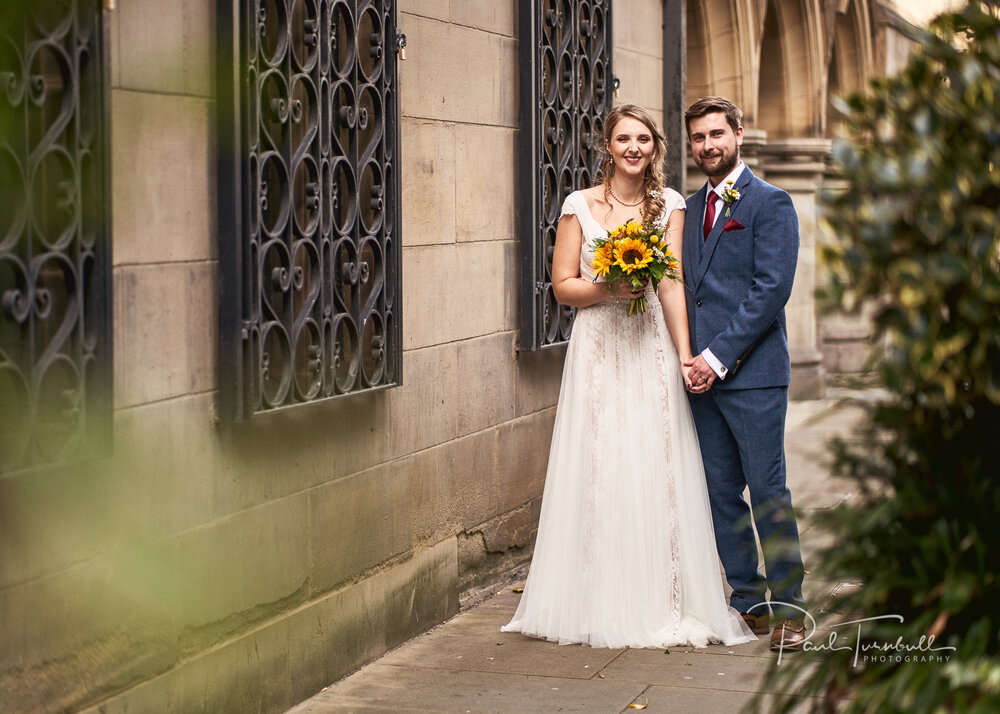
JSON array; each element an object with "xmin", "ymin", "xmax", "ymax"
[{"xmin": 502, "ymin": 294, "xmax": 754, "ymax": 648}]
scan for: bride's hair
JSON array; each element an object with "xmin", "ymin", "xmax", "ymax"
[{"xmin": 596, "ymin": 104, "xmax": 668, "ymax": 224}]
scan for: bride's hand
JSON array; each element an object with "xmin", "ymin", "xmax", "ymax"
[
  {"xmin": 681, "ymin": 363, "xmax": 695, "ymax": 391},
  {"xmin": 682, "ymin": 362, "xmax": 709, "ymax": 393},
  {"xmin": 606, "ymin": 279, "xmax": 648, "ymax": 300}
]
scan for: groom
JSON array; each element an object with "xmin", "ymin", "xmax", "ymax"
[{"xmin": 681, "ymin": 97, "xmax": 807, "ymax": 651}]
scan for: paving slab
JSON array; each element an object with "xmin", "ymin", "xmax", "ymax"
[
  {"xmin": 598, "ymin": 647, "xmax": 772, "ymax": 693},
  {"xmin": 287, "ymin": 665, "xmax": 647, "ymax": 713},
  {"xmin": 690, "ymin": 636, "xmax": 775, "ymax": 659},
  {"xmin": 640, "ymin": 685, "xmax": 820, "ymax": 712},
  {"xmin": 377, "ymin": 630, "xmax": 626, "ymax": 680},
  {"xmin": 430, "ymin": 603, "xmax": 516, "ymax": 637}
]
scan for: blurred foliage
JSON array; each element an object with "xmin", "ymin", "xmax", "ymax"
[{"xmin": 749, "ymin": 1, "xmax": 1000, "ymax": 712}]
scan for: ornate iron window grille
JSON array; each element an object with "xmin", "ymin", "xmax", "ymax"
[
  {"xmin": 518, "ymin": 0, "xmax": 613, "ymax": 351},
  {"xmin": 217, "ymin": 0, "xmax": 402, "ymax": 422},
  {"xmin": 0, "ymin": 1, "xmax": 112, "ymax": 472}
]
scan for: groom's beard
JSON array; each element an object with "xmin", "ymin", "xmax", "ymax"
[{"xmin": 695, "ymin": 149, "xmax": 740, "ymax": 179}]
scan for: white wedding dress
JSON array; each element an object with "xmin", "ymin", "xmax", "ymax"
[{"xmin": 502, "ymin": 189, "xmax": 754, "ymax": 649}]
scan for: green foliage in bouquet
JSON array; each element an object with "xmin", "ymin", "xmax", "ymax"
[
  {"xmin": 590, "ymin": 219, "xmax": 680, "ymax": 315},
  {"xmin": 749, "ymin": 2, "xmax": 1000, "ymax": 711}
]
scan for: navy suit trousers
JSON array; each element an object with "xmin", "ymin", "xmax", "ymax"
[{"xmin": 688, "ymin": 385, "xmax": 806, "ymax": 622}]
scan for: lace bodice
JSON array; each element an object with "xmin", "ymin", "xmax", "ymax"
[{"xmin": 560, "ymin": 188, "xmax": 686, "ymax": 282}]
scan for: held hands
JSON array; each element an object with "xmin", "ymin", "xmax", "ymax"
[
  {"xmin": 683, "ymin": 353, "xmax": 716, "ymax": 394},
  {"xmin": 680, "ymin": 362, "xmax": 696, "ymax": 391}
]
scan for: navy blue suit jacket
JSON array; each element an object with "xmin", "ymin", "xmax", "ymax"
[{"xmin": 683, "ymin": 167, "xmax": 799, "ymax": 390}]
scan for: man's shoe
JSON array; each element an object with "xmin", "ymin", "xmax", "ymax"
[
  {"xmin": 770, "ymin": 619, "xmax": 806, "ymax": 651},
  {"xmin": 741, "ymin": 612, "xmax": 770, "ymax": 635}
]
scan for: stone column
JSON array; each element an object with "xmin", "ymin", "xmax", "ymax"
[
  {"xmin": 756, "ymin": 138, "xmax": 831, "ymax": 400},
  {"xmin": 817, "ymin": 160, "xmax": 875, "ymax": 382}
]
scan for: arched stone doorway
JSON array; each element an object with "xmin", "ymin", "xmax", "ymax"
[
  {"xmin": 756, "ymin": 0, "xmax": 824, "ymax": 137},
  {"xmin": 827, "ymin": 0, "xmax": 874, "ymax": 133},
  {"xmin": 685, "ymin": 0, "xmax": 749, "ymax": 105}
]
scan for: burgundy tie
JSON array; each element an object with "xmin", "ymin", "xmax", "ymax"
[{"xmin": 703, "ymin": 192, "xmax": 720, "ymax": 240}]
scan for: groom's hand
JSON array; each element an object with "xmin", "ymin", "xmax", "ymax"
[{"xmin": 683, "ymin": 354, "xmax": 717, "ymax": 393}]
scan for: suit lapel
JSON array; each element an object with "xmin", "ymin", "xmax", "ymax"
[
  {"xmin": 684, "ymin": 185, "xmax": 708, "ymax": 288},
  {"xmin": 694, "ymin": 166, "xmax": 754, "ymax": 289}
]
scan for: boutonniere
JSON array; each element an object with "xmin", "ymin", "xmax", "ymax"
[{"xmin": 720, "ymin": 180, "xmax": 741, "ymax": 217}]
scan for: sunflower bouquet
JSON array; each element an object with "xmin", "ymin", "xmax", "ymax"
[{"xmin": 590, "ymin": 219, "xmax": 680, "ymax": 315}]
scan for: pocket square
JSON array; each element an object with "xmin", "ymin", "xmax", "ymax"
[{"xmin": 722, "ymin": 218, "xmax": 744, "ymax": 232}]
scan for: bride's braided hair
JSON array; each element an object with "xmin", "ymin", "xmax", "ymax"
[{"xmin": 595, "ymin": 104, "xmax": 668, "ymax": 224}]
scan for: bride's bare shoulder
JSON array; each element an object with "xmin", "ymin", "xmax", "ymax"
[{"xmin": 578, "ymin": 185, "xmax": 608, "ymax": 212}]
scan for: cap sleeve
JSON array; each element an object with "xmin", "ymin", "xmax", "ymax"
[
  {"xmin": 661, "ymin": 187, "xmax": 686, "ymax": 215},
  {"xmin": 560, "ymin": 191, "xmax": 581, "ymax": 219}
]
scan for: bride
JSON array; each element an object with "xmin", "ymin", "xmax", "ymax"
[{"xmin": 502, "ymin": 104, "xmax": 753, "ymax": 648}]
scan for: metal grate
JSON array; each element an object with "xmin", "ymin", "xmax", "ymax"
[
  {"xmin": 217, "ymin": 0, "xmax": 402, "ymax": 421},
  {"xmin": 0, "ymin": 0, "xmax": 112, "ymax": 472},
  {"xmin": 518, "ymin": 0, "xmax": 613, "ymax": 350}
]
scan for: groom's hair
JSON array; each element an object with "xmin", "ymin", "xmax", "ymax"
[{"xmin": 684, "ymin": 97, "xmax": 743, "ymax": 136}]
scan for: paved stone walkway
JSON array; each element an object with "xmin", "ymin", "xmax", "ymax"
[{"xmin": 287, "ymin": 396, "xmax": 869, "ymax": 713}]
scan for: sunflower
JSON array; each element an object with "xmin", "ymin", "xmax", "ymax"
[
  {"xmin": 624, "ymin": 220, "xmax": 643, "ymax": 237},
  {"xmin": 613, "ymin": 237, "xmax": 654, "ymax": 274},
  {"xmin": 591, "ymin": 242, "xmax": 615, "ymax": 277}
]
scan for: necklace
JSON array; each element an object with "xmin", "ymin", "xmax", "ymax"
[{"xmin": 608, "ymin": 183, "xmax": 644, "ymax": 207}]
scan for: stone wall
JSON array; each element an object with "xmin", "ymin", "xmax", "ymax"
[
  {"xmin": 613, "ymin": 0, "xmax": 666, "ymax": 125},
  {"xmin": 0, "ymin": 1, "xmax": 603, "ymax": 711}
]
